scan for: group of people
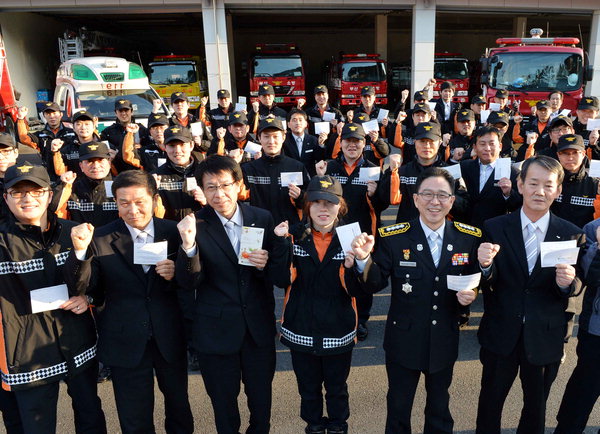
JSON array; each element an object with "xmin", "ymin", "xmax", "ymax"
[{"xmin": 0, "ymin": 78, "xmax": 598, "ymax": 434}]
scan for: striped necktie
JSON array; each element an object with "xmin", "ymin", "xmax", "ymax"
[
  {"xmin": 428, "ymin": 232, "xmax": 441, "ymax": 267},
  {"xmin": 525, "ymin": 223, "xmax": 538, "ymax": 274}
]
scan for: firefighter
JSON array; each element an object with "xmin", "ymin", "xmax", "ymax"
[
  {"xmin": 353, "ymin": 86, "xmax": 388, "ymax": 139},
  {"xmin": 393, "ymin": 102, "xmax": 433, "ymax": 166},
  {"xmin": 485, "ymin": 111, "xmax": 516, "ymax": 160},
  {"xmin": 206, "ymin": 88, "xmax": 235, "ymax": 137},
  {"xmin": 470, "ymin": 95, "xmax": 487, "ymax": 127},
  {"xmin": 445, "ymin": 109, "xmax": 476, "ymax": 163},
  {"xmin": 516, "ymin": 114, "xmax": 574, "ymax": 162},
  {"xmin": 305, "ymin": 85, "xmax": 344, "ymax": 151},
  {"xmin": 574, "ymin": 96, "xmax": 600, "ymax": 158},
  {"xmin": 208, "ymin": 111, "xmax": 256, "ymax": 163},
  {"xmin": 351, "ymin": 113, "xmax": 390, "ymax": 168},
  {"xmin": 248, "ymin": 84, "xmax": 288, "ymax": 135},
  {"xmin": 169, "ymin": 92, "xmax": 213, "ymax": 161},
  {"xmin": 0, "ymin": 133, "xmax": 18, "ymax": 223},
  {"xmin": 513, "ymin": 100, "xmax": 553, "ymax": 160},
  {"xmin": 121, "ymin": 113, "xmax": 169, "ymax": 173}
]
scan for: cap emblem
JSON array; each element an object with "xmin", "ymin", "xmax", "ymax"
[
  {"xmin": 320, "ymin": 180, "xmax": 332, "ymax": 189},
  {"xmin": 17, "ymin": 164, "xmax": 33, "ymax": 173}
]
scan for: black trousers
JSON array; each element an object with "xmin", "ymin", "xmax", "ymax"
[
  {"xmin": 554, "ymin": 329, "xmax": 600, "ymax": 434},
  {"xmin": 0, "ymin": 388, "xmax": 22, "ymax": 434},
  {"xmin": 385, "ymin": 356, "xmax": 454, "ymax": 434},
  {"xmin": 109, "ymin": 338, "xmax": 193, "ymax": 434},
  {"xmin": 290, "ymin": 349, "xmax": 352, "ymax": 429},
  {"xmin": 476, "ymin": 339, "xmax": 560, "ymax": 434},
  {"xmin": 356, "ymin": 293, "xmax": 373, "ymax": 324},
  {"xmin": 197, "ymin": 333, "xmax": 276, "ymax": 434},
  {"xmin": 13, "ymin": 362, "xmax": 106, "ymax": 434}
]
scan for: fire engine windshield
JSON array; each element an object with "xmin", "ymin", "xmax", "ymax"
[
  {"xmin": 76, "ymin": 89, "xmax": 159, "ymax": 120},
  {"xmin": 253, "ymin": 56, "xmax": 303, "ymax": 77},
  {"xmin": 148, "ymin": 62, "xmax": 197, "ymax": 85},
  {"xmin": 490, "ymin": 52, "xmax": 583, "ymax": 92},
  {"xmin": 434, "ymin": 59, "xmax": 469, "ymax": 80},
  {"xmin": 341, "ymin": 62, "xmax": 386, "ymax": 82}
]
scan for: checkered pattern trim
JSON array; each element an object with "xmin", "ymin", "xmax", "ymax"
[
  {"xmin": 570, "ymin": 196, "xmax": 595, "ymax": 207},
  {"xmin": 404, "ymin": 137, "xmax": 415, "ymax": 145},
  {"xmin": 332, "ymin": 175, "xmax": 349, "ymax": 184},
  {"xmin": 323, "ymin": 330, "xmax": 357, "ymax": 349},
  {"xmin": 0, "ymin": 258, "xmax": 44, "ymax": 275},
  {"xmin": 54, "ymin": 251, "xmax": 70, "ymax": 266},
  {"xmin": 102, "ymin": 202, "xmax": 118, "ymax": 211},
  {"xmin": 280, "ymin": 327, "xmax": 313, "ymax": 347},
  {"xmin": 332, "ymin": 251, "xmax": 346, "ymax": 261},
  {"xmin": 68, "ymin": 201, "xmax": 94, "ymax": 212},
  {"xmin": 400, "ymin": 176, "xmax": 417, "ymax": 185},
  {"xmin": 293, "ymin": 245, "xmax": 310, "ymax": 257},
  {"xmin": 351, "ymin": 178, "xmax": 368, "ymax": 186},
  {"xmin": 1, "ymin": 361, "xmax": 67, "ymax": 386},
  {"xmin": 246, "ymin": 176, "xmax": 271, "ymax": 185},
  {"xmin": 74, "ymin": 345, "xmax": 96, "ymax": 368},
  {"xmin": 365, "ymin": 145, "xmax": 372, "ymax": 151},
  {"xmin": 159, "ymin": 181, "xmax": 183, "ymax": 191},
  {"xmin": 64, "ymin": 152, "xmax": 79, "ymax": 160}
]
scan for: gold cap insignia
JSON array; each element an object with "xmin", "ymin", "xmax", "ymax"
[
  {"xmin": 266, "ymin": 118, "xmax": 274, "ymax": 123},
  {"xmin": 587, "ymin": 98, "xmax": 593, "ymax": 103},
  {"xmin": 423, "ymin": 125, "xmax": 433, "ymax": 131},
  {"xmin": 566, "ymin": 137, "xmax": 575, "ymax": 142},
  {"xmin": 88, "ymin": 144, "xmax": 99, "ymax": 150},
  {"xmin": 263, "ymin": 86, "xmax": 269, "ymax": 90},
  {"xmin": 45, "ymin": 102, "xmax": 52, "ymax": 106},
  {"xmin": 119, "ymin": 100, "xmax": 126, "ymax": 104},
  {"xmin": 17, "ymin": 164, "xmax": 33, "ymax": 173},
  {"xmin": 154, "ymin": 115, "xmax": 160, "ymax": 119},
  {"xmin": 320, "ymin": 180, "xmax": 332, "ymax": 188},
  {"xmin": 461, "ymin": 111, "xmax": 468, "ymax": 115},
  {"xmin": 359, "ymin": 116, "xmax": 364, "ymax": 120},
  {"xmin": 234, "ymin": 114, "xmax": 241, "ymax": 118},
  {"xmin": 171, "ymin": 127, "xmax": 180, "ymax": 133},
  {"xmin": 349, "ymin": 126, "xmax": 357, "ymax": 131}
]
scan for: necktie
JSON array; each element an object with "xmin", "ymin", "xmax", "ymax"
[
  {"xmin": 225, "ymin": 221, "xmax": 240, "ymax": 255},
  {"xmin": 296, "ymin": 136, "xmax": 303, "ymax": 155},
  {"xmin": 428, "ymin": 232, "xmax": 441, "ymax": 267},
  {"xmin": 480, "ymin": 164, "xmax": 492, "ymax": 192},
  {"xmin": 525, "ymin": 223, "xmax": 538, "ymax": 274},
  {"xmin": 136, "ymin": 231, "xmax": 150, "ymax": 273},
  {"xmin": 445, "ymin": 103, "xmax": 450, "ymax": 120}
]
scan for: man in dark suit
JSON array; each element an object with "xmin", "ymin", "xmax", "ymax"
[
  {"xmin": 283, "ymin": 108, "xmax": 325, "ymax": 176},
  {"xmin": 176, "ymin": 155, "xmax": 282, "ymax": 434},
  {"xmin": 475, "ymin": 155, "xmax": 585, "ymax": 434},
  {"xmin": 65, "ymin": 170, "xmax": 193, "ymax": 434},
  {"xmin": 460, "ymin": 126, "xmax": 521, "ymax": 227},
  {"xmin": 348, "ymin": 167, "xmax": 481, "ymax": 434},
  {"xmin": 434, "ymin": 81, "xmax": 461, "ymax": 135}
]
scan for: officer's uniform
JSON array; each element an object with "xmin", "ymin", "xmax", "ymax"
[
  {"xmin": 206, "ymin": 89, "xmax": 235, "ymax": 136},
  {"xmin": 352, "ymin": 113, "xmax": 390, "ymax": 167},
  {"xmin": 248, "ymin": 85, "xmax": 288, "ymax": 135},
  {"xmin": 346, "ymin": 219, "xmax": 481, "ymax": 433},
  {"xmin": 16, "ymin": 102, "xmax": 76, "ymax": 157},
  {"xmin": 120, "ymin": 113, "xmax": 168, "ymax": 173}
]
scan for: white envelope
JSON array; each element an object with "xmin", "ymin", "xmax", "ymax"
[
  {"xmin": 314, "ymin": 122, "xmax": 330, "ymax": 135},
  {"xmin": 442, "ymin": 164, "xmax": 462, "ymax": 179},
  {"xmin": 185, "ymin": 177, "xmax": 198, "ymax": 191},
  {"xmin": 190, "ymin": 122, "xmax": 204, "ymax": 137},
  {"xmin": 377, "ymin": 109, "xmax": 389, "ymax": 123},
  {"xmin": 30, "ymin": 284, "xmax": 69, "ymax": 314},
  {"xmin": 335, "ymin": 222, "xmax": 362, "ymax": 254},
  {"xmin": 586, "ymin": 118, "xmax": 600, "ymax": 131},
  {"xmin": 489, "ymin": 102, "xmax": 501, "ymax": 111},
  {"xmin": 281, "ymin": 120, "xmax": 287, "ymax": 131},
  {"xmin": 480, "ymin": 109, "xmax": 491, "ymax": 124},
  {"xmin": 589, "ymin": 160, "xmax": 600, "ymax": 178},
  {"xmin": 494, "ymin": 158, "xmax": 512, "ymax": 180},
  {"xmin": 234, "ymin": 103, "xmax": 246, "ymax": 112},
  {"xmin": 133, "ymin": 241, "xmax": 168, "ymax": 265},
  {"xmin": 238, "ymin": 96, "xmax": 247, "ymax": 104},
  {"xmin": 244, "ymin": 142, "xmax": 262, "ymax": 156},
  {"xmin": 361, "ymin": 119, "xmax": 379, "ymax": 134},
  {"xmin": 104, "ymin": 180, "xmax": 114, "ymax": 198},
  {"xmin": 426, "ymin": 101, "xmax": 436, "ymax": 112},
  {"xmin": 322, "ymin": 111, "xmax": 336, "ymax": 122},
  {"xmin": 157, "ymin": 158, "xmax": 167, "ymax": 167},
  {"xmin": 359, "ymin": 167, "xmax": 380, "ymax": 182},
  {"xmin": 239, "ymin": 226, "xmax": 265, "ymax": 266},
  {"xmin": 280, "ymin": 172, "xmax": 303, "ymax": 187},
  {"xmin": 559, "ymin": 109, "xmax": 571, "ymax": 116},
  {"xmin": 447, "ymin": 273, "xmax": 481, "ymax": 292},
  {"xmin": 540, "ymin": 240, "xmax": 579, "ymax": 267}
]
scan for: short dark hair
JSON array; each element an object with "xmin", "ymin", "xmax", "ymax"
[
  {"xmin": 415, "ymin": 167, "xmax": 455, "ymax": 194},
  {"xmin": 474, "ymin": 125, "xmax": 503, "ymax": 143},
  {"xmin": 519, "ymin": 155, "xmax": 564, "ymax": 185},
  {"xmin": 287, "ymin": 108, "xmax": 307, "ymax": 122},
  {"xmin": 197, "ymin": 155, "xmax": 243, "ymax": 188},
  {"xmin": 548, "ymin": 90, "xmax": 564, "ymax": 100},
  {"xmin": 112, "ymin": 170, "xmax": 158, "ymax": 198}
]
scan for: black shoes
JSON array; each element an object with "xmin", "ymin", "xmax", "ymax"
[
  {"xmin": 97, "ymin": 365, "xmax": 111, "ymax": 383},
  {"xmin": 357, "ymin": 322, "xmax": 368, "ymax": 341}
]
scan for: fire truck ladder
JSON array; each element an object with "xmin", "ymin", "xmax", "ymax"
[{"xmin": 58, "ymin": 35, "xmax": 84, "ymax": 62}]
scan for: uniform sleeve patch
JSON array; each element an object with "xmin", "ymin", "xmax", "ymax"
[
  {"xmin": 378, "ymin": 222, "xmax": 410, "ymax": 237},
  {"xmin": 454, "ymin": 221, "xmax": 482, "ymax": 237}
]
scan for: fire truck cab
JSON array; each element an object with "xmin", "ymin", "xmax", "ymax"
[
  {"xmin": 433, "ymin": 53, "xmax": 470, "ymax": 103},
  {"xmin": 327, "ymin": 53, "xmax": 387, "ymax": 110},
  {"xmin": 480, "ymin": 28, "xmax": 594, "ymax": 116}
]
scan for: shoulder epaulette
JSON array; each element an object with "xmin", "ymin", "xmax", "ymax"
[
  {"xmin": 378, "ymin": 222, "xmax": 410, "ymax": 237},
  {"xmin": 454, "ymin": 221, "xmax": 482, "ymax": 237}
]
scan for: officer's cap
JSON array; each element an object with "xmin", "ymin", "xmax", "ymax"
[
  {"xmin": 414, "ymin": 122, "xmax": 442, "ymax": 141},
  {"xmin": 4, "ymin": 162, "xmax": 50, "ymax": 190},
  {"xmin": 115, "ymin": 99, "xmax": 133, "ymax": 111},
  {"xmin": 536, "ymin": 100, "xmax": 551, "ymax": 110},
  {"xmin": 361, "ymin": 86, "xmax": 375, "ymax": 96},
  {"xmin": 306, "ymin": 175, "xmax": 343, "ymax": 205},
  {"xmin": 0, "ymin": 133, "xmax": 16, "ymax": 149},
  {"xmin": 42, "ymin": 101, "xmax": 61, "ymax": 113},
  {"xmin": 340, "ymin": 123, "xmax": 366, "ymax": 140},
  {"xmin": 487, "ymin": 111, "xmax": 509, "ymax": 126},
  {"xmin": 229, "ymin": 111, "xmax": 249, "ymax": 125},
  {"xmin": 79, "ymin": 141, "xmax": 111, "ymax": 161},
  {"xmin": 217, "ymin": 89, "xmax": 231, "ymax": 99},
  {"xmin": 414, "ymin": 91, "xmax": 427, "ymax": 102},
  {"xmin": 148, "ymin": 114, "xmax": 169, "ymax": 128},
  {"xmin": 578, "ymin": 97, "xmax": 599, "ymax": 111},
  {"xmin": 549, "ymin": 115, "xmax": 574, "ymax": 129},
  {"xmin": 457, "ymin": 109, "xmax": 475, "ymax": 122},
  {"xmin": 164, "ymin": 125, "xmax": 193, "ymax": 145},
  {"xmin": 412, "ymin": 103, "xmax": 431, "ymax": 114},
  {"xmin": 258, "ymin": 85, "xmax": 275, "ymax": 96},
  {"xmin": 495, "ymin": 89, "xmax": 509, "ymax": 99},
  {"xmin": 314, "ymin": 85, "xmax": 328, "ymax": 94},
  {"xmin": 557, "ymin": 134, "xmax": 585, "ymax": 152},
  {"xmin": 471, "ymin": 95, "xmax": 486, "ymax": 105},
  {"xmin": 354, "ymin": 113, "xmax": 370, "ymax": 124},
  {"xmin": 257, "ymin": 117, "xmax": 285, "ymax": 134},
  {"xmin": 72, "ymin": 110, "xmax": 95, "ymax": 123},
  {"xmin": 170, "ymin": 92, "xmax": 188, "ymax": 103}
]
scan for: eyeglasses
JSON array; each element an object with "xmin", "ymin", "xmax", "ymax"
[
  {"xmin": 7, "ymin": 189, "xmax": 50, "ymax": 199},
  {"xmin": 551, "ymin": 128, "xmax": 571, "ymax": 134},
  {"xmin": 0, "ymin": 149, "xmax": 15, "ymax": 158},
  {"xmin": 203, "ymin": 182, "xmax": 236, "ymax": 194},
  {"xmin": 417, "ymin": 191, "xmax": 453, "ymax": 203}
]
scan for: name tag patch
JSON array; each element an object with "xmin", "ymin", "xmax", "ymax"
[{"xmin": 399, "ymin": 261, "xmax": 417, "ymax": 267}]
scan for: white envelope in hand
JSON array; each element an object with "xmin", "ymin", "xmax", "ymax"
[
  {"xmin": 280, "ymin": 172, "xmax": 303, "ymax": 187},
  {"xmin": 442, "ymin": 164, "xmax": 462, "ymax": 180},
  {"xmin": 587, "ymin": 118, "xmax": 600, "ymax": 131},
  {"xmin": 480, "ymin": 109, "xmax": 491, "ymax": 124},
  {"xmin": 540, "ymin": 240, "xmax": 579, "ymax": 267},
  {"xmin": 377, "ymin": 109, "xmax": 389, "ymax": 123},
  {"xmin": 359, "ymin": 167, "xmax": 380, "ymax": 182},
  {"xmin": 322, "ymin": 111, "xmax": 336, "ymax": 122},
  {"xmin": 234, "ymin": 103, "xmax": 246, "ymax": 112},
  {"xmin": 133, "ymin": 241, "xmax": 168, "ymax": 265},
  {"xmin": 239, "ymin": 226, "xmax": 265, "ymax": 267},
  {"xmin": 589, "ymin": 160, "xmax": 600, "ymax": 178},
  {"xmin": 335, "ymin": 222, "xmax": 362, "ymax": 254},
  {"xmin": 190, "ymin": 122, "xmax": 203, "ymax": 137},
  {"xmin": 447, "ymin": 273, "xmax": 481, "ymax": 292},
  {"xmin": 314, "ymin": 122, "xmax": 330, "ymax": 135},
  {"xmin": 30, "ymin": 284, "xmax": 70, "ymax": 314},
  {"xmin": 361, "ymin": 120, "xmax": 379, "ymax": 134},
  {"xmin": 494, "ymin": 158, "xmax": 511, "ymax": 180}
]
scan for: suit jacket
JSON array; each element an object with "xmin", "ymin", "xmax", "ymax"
[
  {"xmin": 459, "ymin": 158, "xmax": 522, "ymax": 227},
  {"xmin": 175, "ymin": 203, "xmax": 282, "ymax": 355},
  {"xmin": 65, "ymin": 218, "xmax": 186, "ymax": 368},
  {"xmin": 478, "ymin": 211, "xmax": 585, "ymax": 365},
  {"xmin": 346, "ymin": 219, "xmax": 481, "ymax": 373},
  {"xmin": 283, "ymin": 131, "xmax": 324, "ymax": 176},
  {"xmin": 434, "ymin": 99, "xmax": 461, "ymax": 134}
]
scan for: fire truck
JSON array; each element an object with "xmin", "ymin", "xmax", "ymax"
[
  {"xmin": 248, "ymin": 44, "xmax": 305, "ymax": 107},
  {"xmin": 433, "ymin": 53, "xmax": 470, "ymax": 103},
  {"xmin": 326, "ymin": 53, "xmax": 387, "ymax": 110},
  {"xmin": 148, "ymin": 54, "xmax": 208, "ymax": 110},
  {"xmin": 0, "ymin": 32, "xmax": 18, "ymax": 136},
  {"xmin": 480, "ymin": 28, "xmax": 594, "ymax": 116}
]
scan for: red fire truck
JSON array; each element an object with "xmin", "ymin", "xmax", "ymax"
[
  {"xmin": 248, "ymin": 44, "xmax": 305, "ymax": 107},
  {"xmin": 326, "ymin": 53, "xmax": 387, "ymax": 110},
  {"xmin": 480, "ymin": 28, "xmax": 594, "ymax": 116},
  {"xmin": 0, "ymin": 32, "xmax": 18, "ymax": 135},
  {"xmin": 433, "ymin": 53, "xmax": 470, "ymax": 103}
]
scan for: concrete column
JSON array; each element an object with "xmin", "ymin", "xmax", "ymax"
[
  {"xmin": 375, "ymin": 15, "xmax": 388, "ymax": 60},
  {"xmin": 226, "ymin": 13, "xmax": 238, "ymax": 100},
  {"xmin": 202, "ymin": 0, "xmax": 232, "ymax": 109},
  {"xmin": 513, "ymin": 17, "xmax": 527, "ymax": 38},
  {"xmin": 411, "ymin": 0, "xmax": 436, "ymax": 101},
  {"xmin": 588, "ymin": 10, "xmax": 600, "ymax": 97}
]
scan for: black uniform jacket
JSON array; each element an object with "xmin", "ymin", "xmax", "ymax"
[
  {"xmin": 153, "ymin": 159, "xmax": 203, "ymax": 222},
  {"xmin": 345, "ymin": 219, "xmax": 481, "ymax": 373},
  {"xmin": 551, "ymin": 162, "xmax": 599, "ymax": 228},
  {"xmin": 478, "ymin": 211, "xmax": 584, "ymax": 365},
  {"xmin": 175, "ymin": 203, "xmax": 284, "ymax": 355},
  {"xmin": 64, "ymin": 218, "xmax": 186, "ymax": 369},
  {"xmin": 66, "ymin": 175, "xmax": 118, "ymax": 227}
]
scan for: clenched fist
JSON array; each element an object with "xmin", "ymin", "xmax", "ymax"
[
  {"xmin": 71, "ymin": 223, "xmax": 94, "ymax": 252},
  {"xmin": 351, "ymin": 233, "xmax": 375, "ymax": 261},
  {"xmin": 177, "ymin": 213, "xmax": 197, "ymax": 250},
  {"xmin": 478, "ymin": 242, "xmax": 500, "ymax": 268}
]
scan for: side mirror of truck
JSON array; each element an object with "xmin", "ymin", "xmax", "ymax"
[{"xmin": 585, "ymin": 65, "xmax": 594, "ymax": 82}]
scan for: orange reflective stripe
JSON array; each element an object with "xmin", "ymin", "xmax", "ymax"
[
  {"xmin": 524, "ymin": 143, "xmax": 535, "ymax": 159},
  {"xmin": 390, "ymin": 169, "xmax": 402, "ymax": 205},
  {"xmin": 392, "ymin": 123, "xmax": 404, "ymax": 149},
  {"xmin": 252, "ymin": 113, "xmax": 259, "ymax": 135},
  {"xmin": 154, "ymin": 195, "xmax": 166, "ymax": 218},
  {"xmin": 587, "ymin": 147, "xmax": 593, "ymax": 161},
  {"xmin": 512, "ymin": 122, "xmax": 524, "ymax": 143},
  {"xmin": 444, "ymin": 145, "xmax": 450, "ymax": 162},
  {"xmin": 17, "ymin": 119, "xmax": 39, "ymax": 151},
  {"xmin": 54, "ymin": 183, "xmax": 72, "ymax": 219},
  {"xmin": 594, "ymin": 194, "xmax": 600, "ymax": 220},
  {"xmin": 217, "ymin": 138, "xmax": 226, "ymax": 156},
  {"xmin": 238, "ymin": 183, "xmax": 250, "ymax": 201},
  {"xmin": 380, "ymin": 125, "xmax": 387, "ymax": 139},
  {"xmin": 198, "ymin": 106, "xmax": 207, "ymax": 124},
  {"xmin": 122, "ymin": 132, "xmax": 143, "ymax": 169},
  {"xmin": 53, "ymin": 151, "xmax": 67, "ymax": 176},
  {"xmin": 332, "ymin": 136, "xmax": 342, "ymax": 159},
  {"xmin": 0, "ymin": 311, "xmax": 9, "ymax": 391}
]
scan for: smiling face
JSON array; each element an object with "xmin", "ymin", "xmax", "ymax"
[
  {"xmin": 74, "ymin": 119, "xmax": 95, "ymax": 141},
  {"xmin": 79, "ymin": 157, "xmax": 111, "ymax": 180},
  {"xmin": 0, "ymin": 146, "xmax": 18, "ymax": 175},
  {"xmin": 309, "ymin": 199, "xmax": 341, "ymax": 233},
  {"xmin": 517, "ymin": 162, "xmax": 562, "ymax": 219},
  {"xmin": 413, "ymin": 176, "xmax": 455, "ymax": 230},
  {"xmin": 475, "ymin": 132, "xmax": 501, "ymax": 165},
  {"xmin": 116, "ymin": 108, "xmax": 132, "ymax": 124},
  {"xmin": 315, "ymin": 92, "xmax": 328, "ymax": 106},
  {"xmin": 115, "ymin": 185, "xmax": 156, "ymax": 230},
  {"xmin": 289, "ymin": 113, "xmax": 307, "ymax": 135},
  {"xmin": 360, "ymin": 94, "xmax": 375, "ymax": 108},
  {"xmin": 576, "ymin": 108, "xmax": 598, "ymax": 125},
  {"xmin": 341, "ymin": 137, "xmax": 365, "ymax": 163},
  {"xmin": 165, "ymin": 140, "xmax": 193, "ymax": 166},
  {"xmin": 202, "ymin": 170, "xmax": 241, "ymax": 219},
  {"xmin": 259, "ymin": 129, "xmax": 284, "ymax": 156},
  {"xmin": 4, "ymin": 181, "xmax": 52, "ymax": 227}
]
